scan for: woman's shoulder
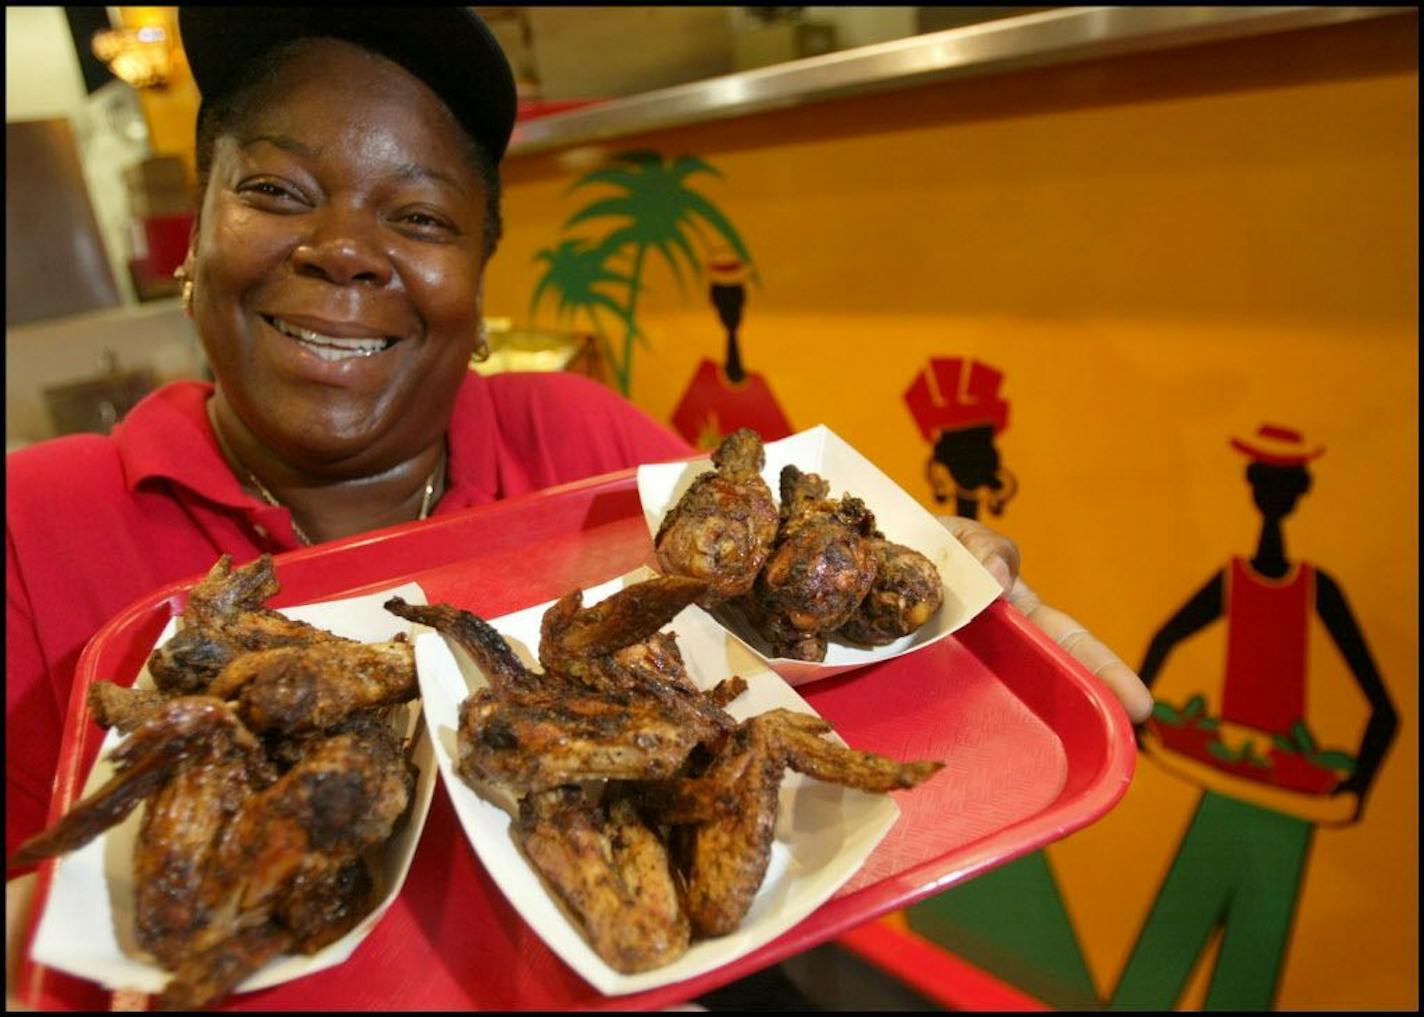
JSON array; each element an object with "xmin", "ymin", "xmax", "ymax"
[
  {"xmin": 7, "ymin": 431, "xmax": 124, "ymax": 487},
  {"xmin": 483, "ymin": 370, "xmax": 629, "ymax": 416},
  {"xmin": 473, "ymin": 371, "xmax": 692, "ymax": 474}
]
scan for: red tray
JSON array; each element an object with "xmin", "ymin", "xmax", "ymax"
[{"xmin": 15, "ymin": 467, "xmax": 1135, "ymax": 1011}]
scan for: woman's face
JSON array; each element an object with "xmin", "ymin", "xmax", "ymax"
[{"xmin": 191, "ymin": 39, "xmax": 488, "ymax": 475}]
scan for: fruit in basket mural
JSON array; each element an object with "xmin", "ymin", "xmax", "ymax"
[
  {"xmin": 902, "ymin": 422, "xmax": 1399, "ymax": 1011},
  {"xmin": 1108, "ymin": 423, "xmax": 1399, "ymax": 1010}
]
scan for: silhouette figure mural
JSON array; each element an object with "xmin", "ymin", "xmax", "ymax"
[
  {"xmin": 1112, "ymin": 424, "xmax": 1399, "ymax": 1010},
  {"xmin": 902, "ymin": 358, "xmax": 1105, "ymax": 1007},
  {"xmin": 671, "ymin": 247, "xmax": 793, "ymax": 449},
  {"xmin": 905, "ymin": 358, "xmax": 1018, "ymax": 519}
]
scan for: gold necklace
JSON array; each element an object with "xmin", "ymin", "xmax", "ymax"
[
  {"xmin": 209, "ymin": 405, "xmax": 443, "ymax": 546},
  {"xmin": 242, "ymin": 458, "xmax": 442, "ymax": 546}
]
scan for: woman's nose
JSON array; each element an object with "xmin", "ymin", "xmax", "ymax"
[{"xmin": 290, "ymin": 209, "xmax": 392, "ymax": 286}]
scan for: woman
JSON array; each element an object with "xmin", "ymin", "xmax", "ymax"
[{"xmin": 5, "ymin": 8, "xmax": 1150, "ymax": 868}]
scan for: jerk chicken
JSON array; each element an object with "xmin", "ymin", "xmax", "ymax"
[
  {"xmin": 836, "ymin": 537, "xmax": 945, "ymax": 647},
  {"xmin": 660, "ymin": 708, "xmax": 942, "ymax": 936},
  {"xmin": 148, "ymin": 555, "xmax": 347, "ymax": 696},
  {"xmin": 11, "ymin": 555, "xmax": 420, "ymax": 1010},
  {"xmin": 654, "ymin": 427, "xmax": 779, "ymax": 605},
  {"xmin": 397, "ymin": 574, "xmax": 943, "ymax": 974},
  {"xmin": 732, "ymin": 465, "xmax": 879, "ymax": 661}
]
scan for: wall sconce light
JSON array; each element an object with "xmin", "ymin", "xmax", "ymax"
[{"xmin": 91, "ymin": 25, "xmax": 173, "ymax": 89}]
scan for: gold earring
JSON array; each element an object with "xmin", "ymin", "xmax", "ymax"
[
  {"xmin": 174, "ymin": 263, "xmax": 195, "ymax": 315},
  {"xmin": 472, "ymin": 323, "xmax": 491, "ymax": 363}
]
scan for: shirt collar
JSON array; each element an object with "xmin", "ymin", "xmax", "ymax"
[
  {"xmin": 425, "ymin": 371, "xmax": 501, "ymax": 511},
  {"xmin": 113, "ymin": 380, "xmax": 255, "ymax": 509},
  {"xmin": 113, "ymin": 373, "xmax": 505, "ymax": 516}
]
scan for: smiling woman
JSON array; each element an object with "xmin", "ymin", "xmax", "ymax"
[
  {"xmin": 191, "ymin": 39, "xmax": 492, "ymax": 534},
  {"xmin": 4, "ymin": 7, "xmax": 697, "ymax": 866}
]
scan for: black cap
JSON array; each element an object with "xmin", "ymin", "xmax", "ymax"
[{"xmin": 178, "ymin": 6, "xmax": 517, "ymax": 161}]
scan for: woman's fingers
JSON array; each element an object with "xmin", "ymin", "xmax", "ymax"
[
  {"xmin": 937, "ymin": 514, "xmax": 1019, "ymax": 593},
  {"xmin": 1007, "ymin": 578, "xmax": 1155, "ymax": 724},
  {"xmin": 937, "ymin": 514, "xmax": 1154, "ymax": 724}
]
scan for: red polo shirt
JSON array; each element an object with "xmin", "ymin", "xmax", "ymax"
[{"xmin": 6, "ymin": 371, "xmax": 692, "ymax": 859}]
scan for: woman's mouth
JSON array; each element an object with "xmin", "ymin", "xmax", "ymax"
[{"xmin": 265, "ymin": 316, "xmax": 397, "ymax": 362}]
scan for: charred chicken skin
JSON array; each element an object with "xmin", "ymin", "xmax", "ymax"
[
  {"xmin": 387, "ymin": 579, "xmax": 732, "ymax": 798},
  {"xmin": 149, "ymin": 555, "xmax": 346, "ymax": 696},
  {"xmin": 654, "ymin": 428, "xmax": 779, "ymax": 604},
  {"xmin": 205, "ymin": 638, "xmax": 417, "ymax": 735},
  {"xmin": 736, "ymin": 465, "xmax": 878, "ymax": 661},
  {"xmin": 401, "ymin": 574, "xmax": 944, "ymax": 975},
  {"xmin": 517, "ymin": 787, "xmax": 690, "ymax": 973},
  {"xmin": 14, "ymin": 557, "xmax": 421, "ymax": 1010},
  {"xmin": 671, "ymin": 708, "xmax": 941, "ymax": 936},
  {"xmin": 836, "ymin": 537, "xmax": 944, "ymax": 646}
]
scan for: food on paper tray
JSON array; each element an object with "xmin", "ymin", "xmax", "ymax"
[
  {"xmin": 386, "ymin": 574, "xmax": 943, "ymax": 974},
  {"xmin": 11, "ymin": 555, "xmax": 422, "ymax": 1010},
  {"xmin": 655, "ymin": 428, "xmax": 945, "ymax": 662},
  {"xmin": 653, "ymin": 427, "xmax": 779, "ymax": 605}
]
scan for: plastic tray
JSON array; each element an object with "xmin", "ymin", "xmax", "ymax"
[{"xmin": 15, "ymin": 467, "xmax": 1135, "ymax": 1011}]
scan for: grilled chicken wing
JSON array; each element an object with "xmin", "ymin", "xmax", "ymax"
[
  {"xmin": 675, "ymin": 713, "xmax": 783, "ymax": 937},
  {"xmin": 88, "ymin": 681, "xmax": 170, "ymax": 734},
  {"xmin": 405, "ymin": 579, "xmax": 734, "ymax": 799},
  {"xmin": 134, "ymin": 722, "xmax": 277, "ymax": 968},
  {"xmin": 146, "ymin": 723, "xmax": 408, "ymax": 1009},
  {"xmin": 156, "ymin": 922, "xmax": 294, "ymax": 1012},
  {"xmin": 677, "ymin": 709, "xmax": 942, "ymax": 936},
  {"xmin": 149, "ymin": 555, "xmax": 345, "ymax": 696},
  {"xmin": 836, "ymin": 538, "xmax": 944, "ymax": 646},
  {"xmin": 385, "ymin": 596, "xmax": 550, "ymax": 697},
  {"xmin": 205, "ymin": 638, "xmax": 417, "ymax": 735},
  {"xmin": 193, "ymin": 726, "xmax": 412, "ymax": 946},
  {"xmin": 456, "ymin": 686, "xmax": 707, "ymax": 796},
  {"xmin": 517, "ymin": 787, "xmax": 690, "ymax": 973},
  {"xmin": 734, "ymin": 466, "xmax": 878, "ymax": 661},
  {"xmin": 9, "ymin": 697, "xmax": 266, "ymax": 869},
  {"xmin": 654, "ymin": 428, "xmax": 779, "ymax": 604},
  {"xmin": 538, "ymin": 575, "xmax": 708, "ymax": 678}
]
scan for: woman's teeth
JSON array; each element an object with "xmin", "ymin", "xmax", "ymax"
[{"xmin": 270, "ymin": 317, "xmax": 391, "ymax": 361}]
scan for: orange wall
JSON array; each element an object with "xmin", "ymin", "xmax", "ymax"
[{"xmin": 486, "ymin": 17, "xmax": 1418, "ymax": 1008}]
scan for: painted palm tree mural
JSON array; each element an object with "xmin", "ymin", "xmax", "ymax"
[
  {"xmin": 532, "ymin": 151, "xmax": 748, "ymax": 394},
  {"xmin": 532, "ymin": 150, "xmax": 793, "ymax": 447},
  {"xmin": 529, "ymin": 237, "xmax": 638, "ymax": 372}
]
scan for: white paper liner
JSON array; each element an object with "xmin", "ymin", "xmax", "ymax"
[
  {"xmin": 414, "ymin": 567, "xmax": 903, "ymax": 995},
  {"xmin": 30, "ymin": 582, "xmax": 436, "ymax": 997},
  {"xmin": 638, "ymin": 425, "xmax": 1004, "ymax": 686}
]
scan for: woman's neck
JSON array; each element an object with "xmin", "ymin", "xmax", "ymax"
[{"xmin": 206, "ymin": 396, "xmax": 446, "ymax": 545}]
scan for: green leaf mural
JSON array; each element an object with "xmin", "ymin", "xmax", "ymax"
[{"xmin": 530, "ymin": 150, "xmax": 754, "ymax": 395}]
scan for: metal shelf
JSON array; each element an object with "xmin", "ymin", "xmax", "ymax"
[{"xmin": 507, "ymin": 6, "xmax": 1411, "ymax": 157}]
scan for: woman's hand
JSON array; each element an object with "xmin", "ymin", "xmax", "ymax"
[{"xmin": 939, "ymin": 515, "xmax": 1154, "ymax": 724}]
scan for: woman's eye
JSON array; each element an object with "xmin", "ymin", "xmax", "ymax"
[
  {"xmin": 395, "ymin": 210, "xmax": 458, "ymax": 238},
  {"xmin": 237, "ymin": 180, "xmax": 304, "ymax": 206}
]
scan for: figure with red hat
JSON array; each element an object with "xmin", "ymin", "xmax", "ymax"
[
  {"xmin": 1110, "ymin": 425, "xmax": 1398, "ymax": 1010},
  {"xmin": 670, "ymin": 248, "xmax": 793, "ymax": 450},
  {"xmin": 904, "ymin": 358, "xmax": 1017, "ymax": 520}
]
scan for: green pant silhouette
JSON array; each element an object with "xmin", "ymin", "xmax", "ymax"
[{"xmin": 1111, "ymin": 790, "xmax": 1314, "ymax": 1011}]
